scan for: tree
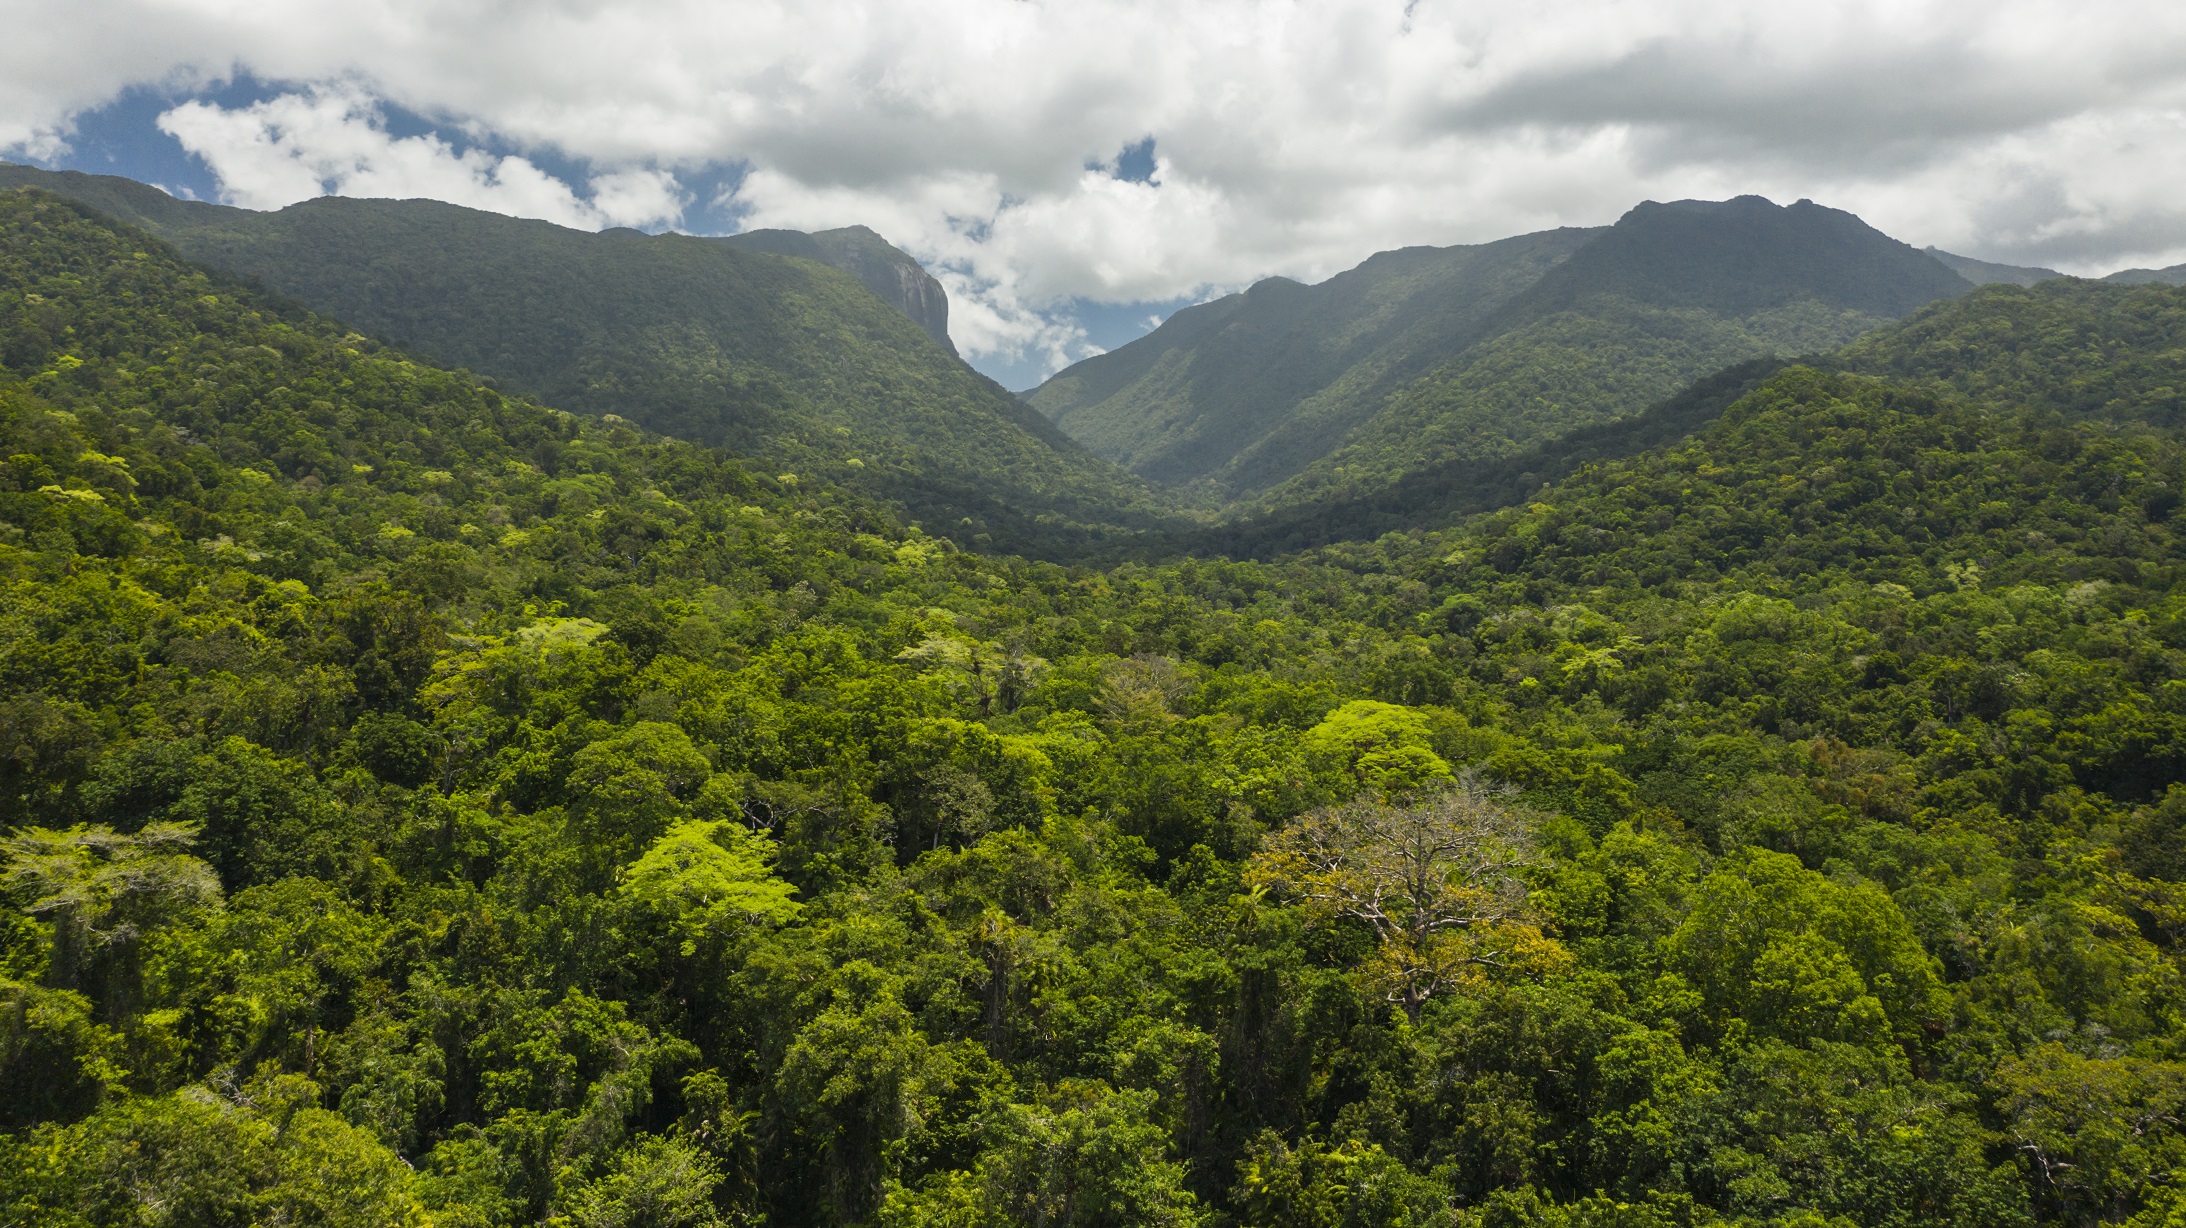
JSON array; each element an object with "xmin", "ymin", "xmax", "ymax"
[
  {"xmin": 3, "ymin": 821, "xmax": 221, "ymax": 1022},
  {"xmin": 1661, "ymin": 848, "xmax": 1945, "ymax": 1047},
  {"xmin": 1997, "ymin": 1043, "xmax": 2186, "ymax": 1227},
  {"xmin": 881, "ymin": 1083, "xmax": 1203, "ymax": 1228},
  {"xmin": 266, "ymin": 1107, "xmax": 435, "ymax": 1228},
  {"xmin": 1235, "ymin": 1131, "xmax": 1453, "ymax": 1228},
  {"xmin": 1301, "ymin": 701, "xmax": 1455, "ymax": 793},
  {"xmin": 775, "ymin": 972, "xmax": 952, "ymax": 1224},
  {"xmin": 567, "ymin": 721, "xmax": 718, "ymax": 876},
  {"xmin": 21, "ymin": 1082, "xmax": 437, "ymax": 1228},
  {"xmin": 1246, "ymin": 779, "xmax": 1561, "ymax": 1021},
  {"xmin": 1098, "ymin": 654, "xmax": 1193, "ymax": 729},
  {"xmin": 563, "ymin": 1134, "xmax": 728, "ymax": 1228},
  {"xmin": 0, "ymin": 979, "xmax": 125, "ymax": 1128},
  {"xmin": 621, "ymin": 819, "xmax": 801, "ymax": 954}
]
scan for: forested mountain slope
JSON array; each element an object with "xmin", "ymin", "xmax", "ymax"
[
  {"xmin": 1032, "ymin": 196, "xmax": 1977, "ymax": 507},
  {"xmin": 1025, "ymin": 227, "xmax": 1601, "ymax": 492},
  {"xmin": 720, "ymin": 224, "xmax": 955, "ymax": 353},
  {"xmin": 0, "ymin": 164, "xmax": 956, "ymax": 349},
  {"xmin": 11, "ymin": 183, "xmax": 2186, "ymax": 1228},
  {"xmin": 1265, "ymin": 196, "xmax": 1974, "ymax": 506},
  {"xmin": 0, "ymin": 165, "xmax": 1165, "ymax": 545},
  {"xmin": 1924, "ymin": 247, "xmax": 2063, "ymax": 286},
  {"xmin": 1838, "ymin": 277, "xmax": 2186, "ymax": 424},
  {"xmin": 1169, "ymin": 357, "xmax": 1796, "ymax": 558},
  {"xmin": 1182, "ymin": 277, "xmax": 2186, "ymax": 556},
  {"xmin": 2106, "ymin": 263, "xmax": 2186, "ymax": 286}
]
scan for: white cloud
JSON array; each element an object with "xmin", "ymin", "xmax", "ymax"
[
  {"xmin": 9, "ymin": 0, "xmax": 2186, "ymax": 373},
  {"xmin": 155, "ymin": 88, "xmax": 686, "ymax": 229},
  {"xmin": 721, "ymin": 159, "xmax": 1236, "ymax": 369}
]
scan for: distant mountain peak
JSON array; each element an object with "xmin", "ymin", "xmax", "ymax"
[
  {"xmin": 721, "ymin": 224, "xmax": 954, "ymax": 353},
  {"xmin": 1027, "ymin": 194, "xmax": 1983, "ymax": 506},
  {"xmin": 2104, "ymin": 262, "xmax": 2186, "ymax": 286},
  {"xmin": 1519, "ymin": 194, "xmax": 1975, "ymax": 320}
]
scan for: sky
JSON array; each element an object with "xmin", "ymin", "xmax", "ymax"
[{"xmin": 7, "ymin": 0, "xmax": 2186, "ymax": 390}]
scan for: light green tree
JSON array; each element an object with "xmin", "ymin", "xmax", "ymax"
[
  {"xmin": 1302, "ymin": 701, "xmax": 1455, "ymax": 794},
  {"xmin": 622, "ymin": 820, "xmax": 800, "ymax": 954}
]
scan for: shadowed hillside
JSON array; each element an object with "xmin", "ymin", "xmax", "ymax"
[
  {"xmin": 1925, "ymin": 246, "xmax": 2062, "ymax": 286},
  {"xmin": 1032, "ymin": 195, "xmax": 1977, "ymax": 511},
  {"xmin": 0, "ymin": 165, "xmax": 1173, "ymax": 549},
  {"xmin": 1026, "ymin": 228, "xmax": 1601, "ymax": 493},
  {"xmin": 1260, "ymin": 196, "xmax": 1975, "ymax": 507}
]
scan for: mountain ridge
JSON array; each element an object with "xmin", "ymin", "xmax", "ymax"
[
  {"xmin": 1924, "ymin": 246, "xmax": 2063, "ymax": 286},
  {"xmin": 718, "ymin": 224, "xmax": 955, "ymax": 352},
  {"xmin": 0, "ymin": 166, "xmax": 1173, "ymax": 549},
  {"xmin": 1027, "ymin": 226, "xmax": 1603, "ymax": 495},
  {"xmin": 0, "ymin": 163, "xmax": 957, "ymax": 344},
  {"xmin": 1033, "ymin": 193, "xmax": 1978, "ymax": 509},
  {"xmin": 2106, "ymin": 262, "xmax": 2186, "ymax": 286}
]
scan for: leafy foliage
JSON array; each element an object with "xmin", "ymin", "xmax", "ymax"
[
  {"xmin": 1247, "ymin": 782, "xmax": 1556, "ymax": 1019},
  {"xmin": 6, "ymin": 186, "xmax": 2186, "ymax": 1228},
  {"xmin": 0, "ymin": 163, "xmax": 1174, "ymax": 552},
  {"xmin": 1034, "ymin": 196, "xmax": 1971, "ymax": 510},
  {"xmin": 1028, "ymin": 229, "xmax": 1599, "ymax": 495}
]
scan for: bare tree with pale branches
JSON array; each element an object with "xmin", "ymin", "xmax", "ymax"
[{"xmin": 1246, "ymin": 775, "xmax": 1564, "ymax": 1022}]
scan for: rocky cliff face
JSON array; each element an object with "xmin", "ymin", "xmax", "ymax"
[{"xmin": 723, "ymin": 225, "xmax": 955, "ymax": 353}]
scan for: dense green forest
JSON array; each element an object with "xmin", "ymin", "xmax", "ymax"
[
  {"xmin": 1030, "ymin": 196, "xmax": 1975, "ymax": 509},
  {"xmin": 1024, "ymin": 228, "xmax": 1600, "ymax": 495},
  {"xmin": 0, "ymin": 165, "xmax": 1169, "ymax": 552},
  {"xmin": 9, "ymin": 185, "xmax": 2186, "ymax": 1228},
  {"xmin": 716, "ymin": 225, "xmax": 956, "ymax": 354},
  {"xmin": 1256, "ymin": 198, "xmax": 1974, "ymax": 511}
]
